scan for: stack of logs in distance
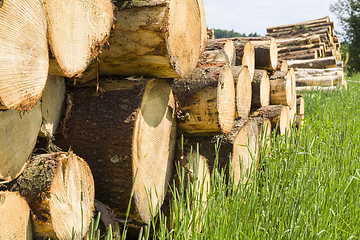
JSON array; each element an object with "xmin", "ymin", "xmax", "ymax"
[
  {"xmin": 266, "ymin": 16, "xmax": 346, "ymax": 91},
  {"xmin": 0, "ymin": 0, "xmax": 326, "ymax": 238}
]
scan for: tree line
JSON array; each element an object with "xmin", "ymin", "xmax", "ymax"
[
  {"xmin": 213, "ymin": 29, "xmax": 260, "ymax": 39},
  {"xmin": 331, "ymin": 0, "xmax": 360, "ymax": 74}
]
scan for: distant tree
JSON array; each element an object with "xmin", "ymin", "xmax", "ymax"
[
  {"xmin": 330, "ymin": 0, "xmax": 360, "ymax": 74},
  {"xmin": 213, "ymin": 29, "xmax": 260, "ymax": 39}
]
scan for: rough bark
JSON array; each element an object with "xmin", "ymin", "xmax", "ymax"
[
  {"xmin": 0, "ymin": 102, "xmax": 42, "ymax": 181},
  {"xmin": 204, "ymin": 39, "xmax": 236, "ymax": 66},
  {"xmin": 173, "ymin": 65, "xmax": 235, "ymax": 135},
  {"xmin": 11, "ymin": 151, "xmax": 95, "ymax": 240},
  {"xmin": 45, "ymin": 0, "xmax": 114, "ymax": 78},
  {"xmin": 269, "ymin": 71, "xmax": 296, "ymax": 107},
  {"xmin": 251, "ymin": 105, "xmax": 290, "ymax": 136},
  {"xmin": 68, "ymin": 0, "xmax": 205, "ymax": 83},
  {"xmin": 0, "ymin": 191, "xmax": 33, "ymax": 240},
  {"xmin": 39, "ymin": 75, "xmax": 66, "ymax": 138},
  {"xmin": 252, "ymin": 69, "xmax": 270, "ymax": 108},
  {"xmin": 197, "ymin": 50, "xmax": 230, "ymax": 67},
  {"xmin": 54, "ymin": 79, "xmax": 177, "ymax": 225},
  {"xmin": 278, "ymin": 43, "xmax": 320, "ymax": 53},
  {"xmin": 0, "ymin": 0, "xmax": 48, "ymax": 110},
  {"xmin": 266, "ymin": 16, "xmax": 330, "ymax": 33},
  {"xmin": 232, "ymin": 66, "xmax": 252, "ymax": 118},
  {"xmin": 276, "ymin": 35, "xmax": 321, "ymax": 48},
  {"xmin": 287, "ymin": 56, "xmax": 337, "ymax": 69}
]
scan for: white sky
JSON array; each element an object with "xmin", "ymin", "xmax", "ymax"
[{"xmin": 203, "ymin": 0, "xmax": 343, "ymax": 38}]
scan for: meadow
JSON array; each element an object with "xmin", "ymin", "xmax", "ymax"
[{"xmin": 134, "ymin": 73, "xmax": 360, "ymax": 240}]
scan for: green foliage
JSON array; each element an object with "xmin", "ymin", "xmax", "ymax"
[
  {"xmin": 331, "ymin": 0, "xmax": 360, "ymax": 74},
  {"xmin": 213, "ymin": 29, "xmax": 260, "ymax": 39}
]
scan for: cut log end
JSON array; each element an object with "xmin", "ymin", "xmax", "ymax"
[
  {"xmin": 232, "ymin": 66, "xmax": 252, "ymax": 118},
  {"xmin": 0, "ymin": 0, "xmax": 48, "ymax": 110},
  {"xmin": 0, "ymin": 191, "xmax": 33, "ymax": 240},
  {"xmin": 13, "ymin": 151, "xmax": 95, "ymax": 240},
  {"xmin": 252, "ymin": 69, "xmax": 270, "ymax": 108},
  {"xmin": 132, "ymin": 79, "xmax": 177, "ymax": 224}
]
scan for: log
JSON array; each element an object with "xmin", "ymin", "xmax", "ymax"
[
  {"xmin": 277, "ymin": 60, "xmax": 288, "ymax": 71},
  {"xmin": 296, "ymin": 86, "xmax": 337, "ymax": 92},
  {"xmin": 232, "ymin": 66, "xmax": 252, "ymax": 118},
  {"xmin": 276, "ymin": 35, "xmax": 321, "ymax": 48},
  {"xmin": 0, "ymin": 191, "xmax": 32, "ymax": 240},
  {"xmin": 267, "ymin": 16, "xmax": 330, "ymax": 33},
  {"xmin": 252, "ymin": 117, "xmax": 272, "ymax": 150},
  {"xmin": 251, "ymin": 38, "xmax": 278, "ymax": 71},
  {"xmin": 232, "ymin": 41, "xmax": 255, "ymax": 79},
  {"xmin": 296, "ymin": 76, "xmax": 337, "ymax": 87},
  {"xmin": 279, "ymin": 52, "xmax": 317, "ymax": 61},
  {"xmin": 39, "ymin": 75, "xmax": 66, "ymax": 138},
  {"xmin": 296, "ymin": 95, "xmax": 305, "ymax": 116},
  {"xmin": 45, "ymin": 0, "xmax": 114, "ymax": 78},
  {"xmin": 287, "ymin": 56, "xmax": 337, "ymax": 69},
  {"xmin": 197, "ymin": 50, "xmax": 231, "ymax": 67},
  {"xmin": 11, "ymin": 151, "xmax": 95, "ymax": 239},
  {"xmin": 0, "ymin": 102, "xmax": 42, "ymax": 181},
  {"xmin": 251, "ymin": 105, "xmax": 290, "ymax": 136},
  {"xmin": 223, "ymin": 118, "xmax": 259, "ymax": 184},
  {"xmin": 204, "ymin": 39, "xmax": 236, "ymax": 66},
  {"xmin": 0, "ymin": 0, "xmax": 48, "ymax": 110},
  {"xmin": 173, "ymin": 65, "xmax": 235, "ymax": 135},
  {"xmin": 269, "ymin": 71, "xmax": 295, "ymax": 107},
  {"xmin": 54, "ymin": 79, "xmax": 177, "ymax": 225},
  {"xmin": 207, "ymin": 28, "xmax": 215, "ymax": 40},
  {"xmin": 252, "ymin": 69, "xmax": 270, "ymax": 108},
  {"xmin": 277, "ymin": 43, "xmax": 320, "ymax": 53},
  {"xmin": 68, "ymin": 0, "xmax": 206, "ymax": 83}
]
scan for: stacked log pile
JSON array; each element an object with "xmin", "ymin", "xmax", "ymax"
[
  {"xmin": 0, "ymin": 0, "xmax": 312, "ymax": 238},
  {"xmin": 266, "ymin": 16, "xmax": 346, "ymax": 91}
]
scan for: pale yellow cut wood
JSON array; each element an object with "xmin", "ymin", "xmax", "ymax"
[
  {"xmin": 12, "ymin": 151, "xmax": 95, "ymax": 240},
  {"xmin": 267, "ymin": 16, "xmax": 330, "ymax": 33},
  {"xmin": 232, "ymin": 66, "xmax": 252, "ymax": 118},
  {"xmin": 0, "ymin": 102, "xmax": 42, "ymax": 181},
  {"xmin": 0, "ymin": 0, "xmax": 48, "ymax": 110},
  {"xmin": 204, "ymin": 39, "xmax": 236, "ymax": 66},
  {"xmin": 69, "ymin": 0, "xmax": 205, "ymax": 83},
  {"xmin": 173, "ymin": 65, "xmax": 235, "ymax": 135},
  {"xmin": 39, "ymin": 75, "xmax": 66, "ymax": 137},
  {"xmin": 45, "ymin": 0, "xmax": 114, "ymax": 78},
  {"xmin": 251, "ymin": 38, "xmax": 278, "ymax": 71},
  {"xmin": 0, "ymin": 192, "xmax": 33, "ymax": 240}
]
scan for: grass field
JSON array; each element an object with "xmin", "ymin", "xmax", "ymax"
[{"xmin": 129, "ymin": 73, "xmax": 360, "ymax": 240}]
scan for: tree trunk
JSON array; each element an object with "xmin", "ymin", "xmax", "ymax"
[
  {"xmin": 39, "ymin": 75, "xmax": 66, "ymax": 138},
  {"xmin": 296, "ymin": 95, "xmax": 305, "ymax": 116},
  {"xmin": 296, "ymin": 76, "xmax": 337, "ymax": 87},
  {"xmin": 269, "ymin": 71, "xmax": 296, "ymax": 107},
  {"xmin": 11, "ymin": 151, "xmax": 95, "ymax": 240},
  {"xmin": 252, "ymin": 69, "xmax": 270, "ymax": 108},
  {"xmin": 0, "ymin": 102, "xmax": 42, "ymax": 181},
  {"xmin": 278, "ymin": 43, "xmax": 320, "ymax": 53},
  {"xmin": 197, "ymin": 50, "xmax": 231, "ymax": 67},
  {"xmin": 54, "ymin": 79, "xmax": 177, "ymax": 225},
  {"xmin": 277, "ymin": 60, "xmax": 288, "ymax": 71},
  {"xmin": 67, "ymin": 0, "xmax": 205, "ymax": 83},
  {"xmin": 0, "ymin": 191, "xmax": 33, "ymax": 240},
  {"xmin": 267, "ymin": 16, "xmax": 330, "ymax": 33},
  {"xmin": 229, "ymin": 40, "xmax": 255, "ymax": 80},
  {"xmin": 251, "ymin": 105, "xmax": 290, "ymax": 136},
  {"xmin": 276, "ymin": 35, "xmax": 321, "ymax": 48},
  {"xmin": 279, "ymin": 52, "xmax": 318, "ymax": 61},
  {"xmin": 232, "ymin": 66, "xmax": 252, "ymax": 118},
  {"xmin": 223, "ymin": 118, "xmax": 259, "ymax": 185},
  {"xmin": 173, "ymin": 65, "xmax": 235, "ymax": 135},
  {"xmin": 45, "ymin": 0, "xmax": 114, "ymax": 78},
  {"xmin": 204, "ymin": 39, "xmax": 236, "ymax": 66},
  {"xmin": 296, "ymin": 86, "xmax": 337, "ymax": 92},
  {"xmin": 0, "ymin": 0, "xmax": 48, "ymax": 111},
  {"xmin": 287, "ymin": 56, "xmax": 337, "ymax": 69},
  {"xmin": 251, "ymin": 38, "xmax": 278, "ymax": 71}
]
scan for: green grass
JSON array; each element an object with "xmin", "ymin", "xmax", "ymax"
[{"xmin": 132, "ymin": 73, "xmax": 360, "ymax": 240}]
